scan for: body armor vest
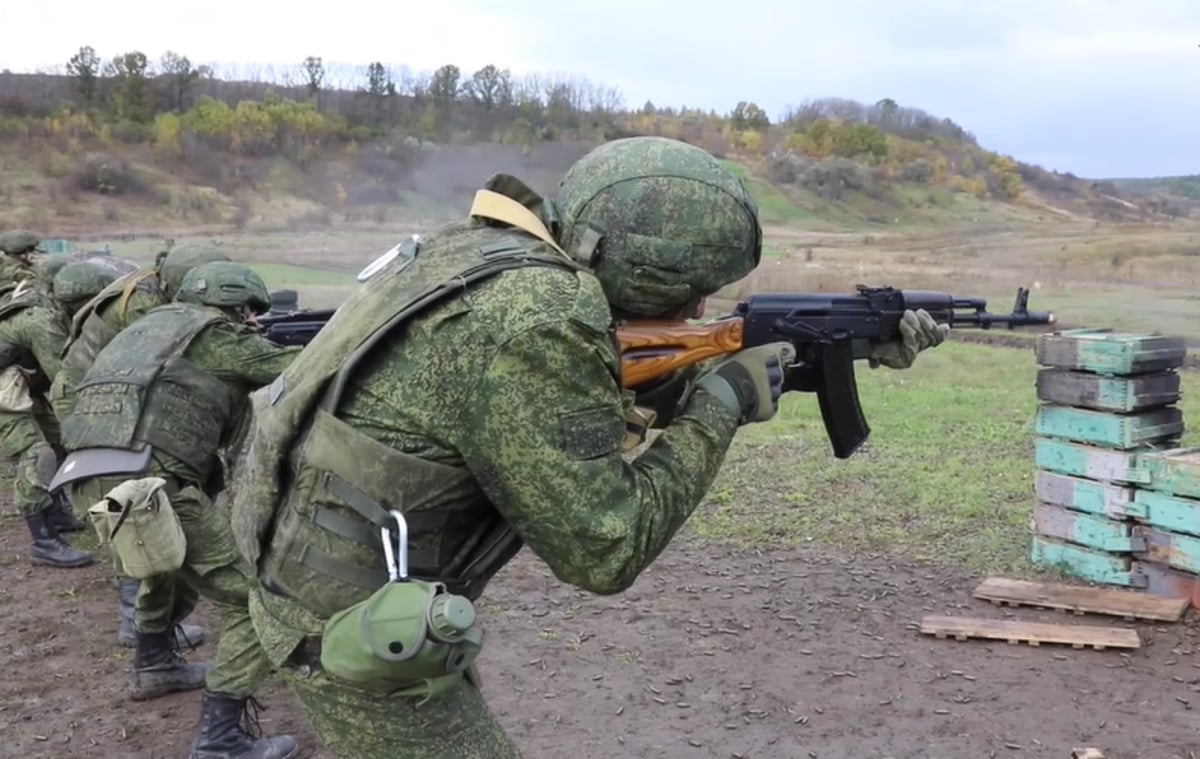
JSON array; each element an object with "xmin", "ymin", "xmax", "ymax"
[
  {"xmin": 61, "ymin": 303, "xmax": 237, "ymax": 486},
  {"xmin": 53, "ymin": 270, "xmax": 164, "ymax": 421},
  {"xmin": 232, "ymin": 227, "xmax": 583, "ymax": 620},
  {"xmin": 63, "ymin": 269, "xmax": 161, "ymax": 362}
]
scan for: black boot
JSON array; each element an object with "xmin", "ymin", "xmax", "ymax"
[
  {"xmin": 49, "ymin": 492, "xmax": 86, "ymax": 533},
  {"xmin": 24, "ymin": 510, "xmax": 93, "ymax": 568},
  {"xmin": 128, "ymin": 627, "xmax": 212, "ymax": 701},
  {"xmin": 115, "ymin": 578, "xmax": 209, "ymax": 649},
  {"xmin": 188, "ymin": 690, "xmax": 299, "ymax": 759}
]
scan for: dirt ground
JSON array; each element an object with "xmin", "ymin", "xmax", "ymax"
[{"xmin": 1, "ymin": 514, "xmax": 1197, "ymax": 759}]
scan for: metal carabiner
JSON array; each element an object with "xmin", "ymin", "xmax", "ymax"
[{"xmin": 379, "ymin": 509, "xmax": 410, "ymax": 583}]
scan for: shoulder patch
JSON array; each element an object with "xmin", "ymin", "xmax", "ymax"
[
  {"xmin": 558, "ymin": 402, "xmax": 624, "ymax": 460},
  {"xmin": 565, "ymin": 272, "xmax": 613, "ymax": 337}
]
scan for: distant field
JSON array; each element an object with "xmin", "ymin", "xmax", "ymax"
[{"xmin": 689, "ymin": 340, "xmax": 1200, "ymax": 574}]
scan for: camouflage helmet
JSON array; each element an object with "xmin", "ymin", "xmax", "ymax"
[
  {"xmin": 175, "ymin": 261, "xmax": 271, "ymax": 314},
  {"xmin": 53, "ymin": 261, "xmax": 120, "ymax": 304},
  {"xmin": 157, "ymin": 242, "xmax": 232, "ymax": 297},
  {"xmin": 0, "ymin": 230, "xmax": 45, "ymax": 256},
  {"xmin": 552, "ymin": 137, "xmax": 762, "ymax": 318}
]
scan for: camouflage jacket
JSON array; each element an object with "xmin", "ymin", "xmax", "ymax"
[{"xmin": 237, "ymin": 179, "xmax": 742, "ymax": 665}]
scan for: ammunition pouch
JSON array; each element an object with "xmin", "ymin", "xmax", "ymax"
[{"xmin": 88, "ymin": 476, "xmax": 187, "ymax": 579}]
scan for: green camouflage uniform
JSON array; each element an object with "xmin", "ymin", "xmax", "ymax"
[
  {"xmin": 51, "ymin": 244, "xmax": 231, "ymax": 652},
  {"xmin": 0, "ymin": 263, "xmax": 119, "ymax": 568},
  {"xmin": 50, "ymin": 242, "xmax": 232, "ymax": 422},
  {"xmin": 0, "ymin": 229, "xmax": 45, "ymax": 288},
  {"xmin": 0, "ymin": 282, "xmax": 70, "ymax": 517},
  {"xmin": 231, "ymin": 138, "xmax": 767, "ymax": 759},
  {"xmin": 56, "ymin": 261, "xmax": 302, "ymax": 759}
]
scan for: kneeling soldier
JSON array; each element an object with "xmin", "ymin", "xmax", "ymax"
[
  {"xmin": 52, "ymin": 261, "xmax": 302, "ymax": 758},
  {"xmin": 0, "ymin": 261, "xmax": 117, "ymax": 567}
]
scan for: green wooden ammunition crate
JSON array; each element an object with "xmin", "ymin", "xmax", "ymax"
[
  {"xmin": 1139, "ymin": 447, "xmax": 1200, "ymax": 500},
  {"xmin": 1127, "ymin": 490, "xmax": 1200, "ymax": 538},
  {"xmin": 1034, "ymin": 470, "xmax": 1134, "ymax": 519},
  {"xmin": 1132, "ymin": 526, "xmax": 1200, "ymax": 575},
  {"xmin": 1033, "ymin": 437, "xmax": 1151, "ymax": 484},
  {"xmin": 1035, "ymin": 368, "xmax": 1180, "ymax": 412},
  {"xmin": 1131, "ymin": 561, "xmax": 1200, "ymax": 608},
  {"xmin": 1034, "ymin": 404, "xmax": 1183, "ymax": 450},
  {"xmin": 1035, "ymin": 328, "xmax": 1187, "ymax": 375},
  {"xmin": 1033, "ymin": 502, "xmax": 1142, "ymax": 552},
  {"xmin": 1030, "ymin": 535, "xmax": 1140, "ymax": 587}
]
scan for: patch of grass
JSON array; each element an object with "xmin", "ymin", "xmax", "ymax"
[
  {"xmin": 688, "ymin": 341, "xmax": 1200, "ymax": 575},
  {"xmin": 718, "ymin": 160, "xmax": 812, "ymax": 226},
  {"xmin": 247, "ymin": 262, "xmax": 357, "ymax": 288}
]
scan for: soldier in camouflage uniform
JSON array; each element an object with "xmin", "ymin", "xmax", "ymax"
[
  {"xmin": 0, "ymin": 229, "xmax": 46, "ymax": 287},
  {"xmin": 50, "ymin": 242, "xmax": 232, "ymax": 422},
  {"xmin": 228, "ymin": 136, "xmax": 948, "ymax": 758},
  {"xmin": 53, "ymin": 261, "xmax": 302, "ymax": 759},
  {"xmin": 49, "ymin": 243, "xmax": 231, "ymax": 651},
  {"xmin": 0, "ymin": 262, "xmax": 119, "ymax": 568}
]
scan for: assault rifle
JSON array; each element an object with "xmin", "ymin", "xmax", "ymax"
[
  {"xmin": 255, "ymin": 284, "xmax": 1054, "ymax": 460},
  {"xmin": 258, "ymin": 307, "xmax": 338, "ymax": 346},
  {"xmin": 619, "ymin": 285, "xmax": 1054, "ymax": 458}
]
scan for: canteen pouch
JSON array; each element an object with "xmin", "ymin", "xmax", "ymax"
[
  {"xmin": 87, "ymin": 476, "xmax": 187, "ymax": 579},
  {"xmin": 319, "ymin": 509, "xmax": 483, "ymax": 703}
]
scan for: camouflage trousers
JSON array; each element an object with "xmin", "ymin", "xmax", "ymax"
[
  {"xmin": 68, "ymin": 473, "xmax": 198, "ymax": 634},
  {"xmin": 282, "ymin": 664, "xmax": 522, "ymax": 759},
  {"xmin": 0, "ymin": 399, "xmax": 61, "ymax": 517},
  {"xmin": 70, "ymin": 471, "xmax": 274, "ymax": 698}
]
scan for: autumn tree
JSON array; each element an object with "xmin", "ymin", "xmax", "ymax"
[
  {"xmin": 461, "ymin": 64, "xmax": 511, "ymax": 110},
  {"xmin": 302, "ymin": 56, "xmax": 325, "ymax": 104},
  {"xmin": 66, "ymin": 45, "xmax": 102, "ymax": 106},
  {"xmin": 105, "ymin": 51, "xmax": 154, "ymax": 123},
  {"xmin": 428, "ymin": 64, "xmax": 461, "ymax": 103},
  {"xmin": 362, "ymin": 62, "xmax": 394, "ymax": 125},
  {"xmin": 730, "ymin": 101, "xmax": 770, "ymax": 131},
  {"xmin": 159, "ymin": 51, "xmax": 199, "ymax": 113}
]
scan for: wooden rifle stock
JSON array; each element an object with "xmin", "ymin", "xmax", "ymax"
[{"xmin": 617, "ymin": 317, "xmax": 746, "ymax": 387}]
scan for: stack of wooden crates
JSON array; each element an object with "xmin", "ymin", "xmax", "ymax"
[{"xmin": 1031, "ymin": 328, "xmax": 1200, "ymax": 607}]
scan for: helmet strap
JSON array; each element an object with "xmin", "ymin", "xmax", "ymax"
[{"xmin": 570, "ymin": 224, "xmax": 604, "ymax": 268}]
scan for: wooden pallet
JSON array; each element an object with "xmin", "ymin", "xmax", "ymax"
[
  {"xmin": 972, "ymin": 577, "xmax": 1188, "ymax": 622},
  {"xmin": 919, "ymin": 615, "xmax": 1141, "ymax": 650}
]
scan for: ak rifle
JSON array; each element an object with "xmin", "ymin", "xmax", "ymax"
[
  {"xmin": 617, "ymin": 286, "xmax": 1055, "ymax": 459},
  {"xmin": 256, "ymin": 285, "xmax": 1055, "ymax": 460},
  {"xmin": 258, "ymin": 307, "xmax": 338, "ymax": 346}
]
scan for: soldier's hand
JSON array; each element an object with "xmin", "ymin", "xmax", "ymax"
[
  {"xmin": 696, "ymin": 342, "xmax": 796, "ymax": 424},
  {"xmin": 868, "ymin": 309, "xmax": 948, "ymax": 370}
]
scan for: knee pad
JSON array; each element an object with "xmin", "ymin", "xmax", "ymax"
[{"xmin": 30, "ymin": 443, "xmax": 59, "ymax": 489}]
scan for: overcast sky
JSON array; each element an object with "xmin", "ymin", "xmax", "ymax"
[{"xmin": 3, "ymin": 0, "xmax": 1198, "ymax": 178}]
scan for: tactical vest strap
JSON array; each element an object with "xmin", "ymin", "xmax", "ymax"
[
  {"xmin": 244, "ymin": 222, "xmax": 587, "ymax": 615},
  {"xmin": 468, "ymin": 189, "xmax": 568, "ymax": 258},
  {"xmin": 318, "ymin": 245, "xmax": 579, "ymax": 413},
  {"xmin": 115, "ymin": 268, "xmax": 157, "ymax": 320}
]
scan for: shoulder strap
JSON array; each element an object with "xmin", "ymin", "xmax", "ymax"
[
  {"xmin": 115, "ymin": 269, "xmax": 157, "ymax": 319},
  {"xmin": 469, "ymin": 190, "xmax": 570, "ymax": 259}
]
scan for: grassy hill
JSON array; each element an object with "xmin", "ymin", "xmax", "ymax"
[{"xmin": 2, "ymin": 49, "xmax": 1195, "ymax": 241}]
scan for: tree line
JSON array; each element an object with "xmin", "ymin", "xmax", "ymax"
[{"xmin": 0, "ymin": 45, "xmax": 1032, "ymax": 202}]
